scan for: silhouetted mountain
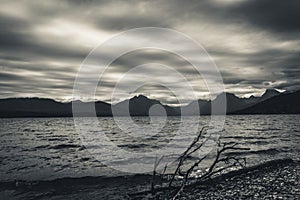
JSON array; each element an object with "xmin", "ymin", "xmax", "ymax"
[
  {"xmin": 200, "ymin": 92, "xmax": 249, "ymax": 115},
  {"xmin": 243, "ymin": 89, "xmax": 281, "ymax": 105},
  {"xmin": 0, "ymin": 98, "xmax": 112, "ymax": 117},
  {"xmin": 72, "ymin": 100, "xmax": 112, "ymax": 117},
  {"xmin": 181, "ymin": 99, "xmax": 209, "ymax": 115},
  {"xmin": 0, "ymin": 89, "xmax": 297, "ymax": 117},
  {"xmin": 234, "ymin": 90, "xmax": 300, "ymax": 114},
  {"xmin": 220, "ymin": 92, "xmax": 248, "ymax": 112},
  {"xmin": 0, "ymin": 98, "xmax": 72, "ymax": 117},
  {"xmin": 180, "ymin": 92, "xmax": 255, "ymax": 115},
  {"xmin": 260, "ymin": 89, "xmax": 281, "ymax": 102},
  {"xmin": 95, "ymin": 101, "xmax": 112, "ymax": 116},
  {"xmin": 112, "ymin": 95, "xmax": 179, "ymax": 116},
  {"xmin": 242, "ymin": 95, "xmax": 260, "ymax": 105},
  {"xmin": 191, "ymin": 90, "xmax": 282, "ymax": 115}
]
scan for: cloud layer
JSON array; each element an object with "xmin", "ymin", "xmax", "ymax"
[{"xmin": 0, "ymin": 0, "xmax": 299, "ymax": 104}]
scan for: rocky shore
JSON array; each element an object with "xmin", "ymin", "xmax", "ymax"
[
  {"xmin": 129, "ymin": 158, "xmax": 299, "ymax": 199},
  {"xmin": 177, "ymin": 159, "xmax": 299, "ymax": 199}
]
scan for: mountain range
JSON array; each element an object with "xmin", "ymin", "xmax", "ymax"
[{"xmin": 0, "ymin": 89, "xmax": 299, "ymax": 117}]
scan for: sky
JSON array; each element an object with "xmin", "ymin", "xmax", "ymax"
[{"xmin": 0, "ymin": 0, "xmax": 299, "ymax": 105}]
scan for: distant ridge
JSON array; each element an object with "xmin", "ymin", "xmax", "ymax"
[
  {"xmin": 0, "ymin": 98, "xmax": 113, "ymax": 117},
  {"xmin": 0, "ymin": 89, "xmax": 299, "ymax": 117},
  {"xmin": 260, "ymin": 89, "xmax": 281, "ymax": 102},
  {"xmin": 112, "ymin": 95, "xmax": 179, "ymax": 116},
  {"xmin": 181, "ymin": 99, "xmax": 209, "ymax": 115},
  {"xmin": 233, "ymin": 90, "xmax": 300, "ymax": 114},
  {"xmin": 0, "ymin": 98, "xmax": 72, "ymax": 117},
  {"xmin": 199, "ymin": 92, "xmax": 248, "ymax": 115},
  {"xmin": 243, "ymin": 89, "xmax": 280, "ymax": 105}
]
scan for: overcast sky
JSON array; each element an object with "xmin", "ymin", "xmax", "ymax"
[{"xmin": 0, "ymin": 0, "xmax": 299, "ymax": 104}]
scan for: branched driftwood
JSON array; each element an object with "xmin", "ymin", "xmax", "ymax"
[
  {"xmin": 151, "ymin": 156, "xmax": 165, "ymax": 194},
  {"xmin": 196, "ymin": 142, "xmax": 248, "ymax": 183},
  {"xmin": 170, "ymin": 132, "xmax": 248, "ymax": 199},
  {"xmin": 171, "ymin": 155, "xmax": 207, "ymax": 199},
  {"xmin": 169, "ymin": 126, "xmax": 209, "ymax": 188},
  {"xmin": 130, "ymin": 127, "xmax": 249, "ymax": 199}
]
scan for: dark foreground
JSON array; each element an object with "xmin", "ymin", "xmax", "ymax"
[
  {"xmin": 129, "ymin": 158, "xmax": 299, "ymax": 199},
  {"xmin": 177, "ymin": 159, "xmax": 299, "ymax": 199},
  {"xmin": 0, "ymin": 159, "xmax": 299, "ymax": 199}
]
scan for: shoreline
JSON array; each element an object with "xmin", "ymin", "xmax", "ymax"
[
  {"xmin": 1, "ymin": 158, "xmax": 299, "ymax": 199},
  {"xmin": 130, "ymin": 158, "xmax": 299, "ymax": 199},
  {"xmin": 176, "ymin": 158, "xmax": 299, "ymax": 199}
]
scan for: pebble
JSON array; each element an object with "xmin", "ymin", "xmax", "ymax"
[{"xmin": 176, "ymin": 162, "xmax": 300, "ymax": 199}]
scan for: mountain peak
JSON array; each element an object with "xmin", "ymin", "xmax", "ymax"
[
  {"xmin": 128, "ymin": 95, "xmax": 162, "ymax": 106},
  {"xmin": 131, "ymin": 95, "xmax": 153, "ymax": 102},
  {"xmin": 133, "ymin": 94, "xmax": 148, "ymax": 99},
  {"xmin": 216, "ymin": 92, "xmax": 240, "ymax": 100},
  {"xmin": 265, "ymin": 88, "xmax": 280, "ymax": 93},
  {"xmin": 262, "ymin": 89, "xmax": 280, "ymax": 97},
  {"xmin": 259, "ymin": 89, "xmax": 281, "ymax": 102}
]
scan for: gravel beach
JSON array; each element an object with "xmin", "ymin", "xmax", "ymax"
[
  {"xmin": 176, "ymin": 159, "xmax": 300, "ymax": 199},
  {"xmin": 130, "ymin": 159, "xmax": 299, "ymax": 199}
]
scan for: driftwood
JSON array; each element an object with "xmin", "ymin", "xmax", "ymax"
[{"xmin": 130, "ymin": 127, "xmax": 249, "ymax": 199}]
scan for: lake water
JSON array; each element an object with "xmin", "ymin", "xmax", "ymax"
[{"xmin": 0, "ymin": 115, "xmax": 299, "ymax": 183}]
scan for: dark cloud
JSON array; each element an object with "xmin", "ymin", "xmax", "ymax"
[
  {"xmin": 95, "ymin": 15, "xmax": 170, "ymax": 31},
  {"xmin": 0, "ymin": 0, "xmax": 299, "ymax": 102},
  {"xmin": 231, "ymin": 0, "xmax": 300, "ymax": 33},
  {"xmin": 110, "ymin": 49, "xmax": 191, "ymax": 72},
  {"xmin": 0, "ymin": 72, "xmax": 27, "ymax": 81},
  {"xmin": 0, "ymin": 14, "xmax": 89, "ymax": 61},
  {"xmin": 0, "ymin": 16, "xmax": 30, "ymax": 49},
  {"xmin": 281, "ymin": 68, "xmax": 300, "ymax": 79}
]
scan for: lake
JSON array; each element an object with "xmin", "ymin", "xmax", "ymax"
[{"xmin": 0, "ymin": 115, "xmax": 299, "ymax": 183}]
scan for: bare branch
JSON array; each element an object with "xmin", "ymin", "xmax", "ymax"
[
  {"xmin": 169, "ymin": 126, "xmax": 208, "ymax": 187},
  {"xmin": 131, "ymin": 127, "xmax": 249, "ymax": 199}
]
